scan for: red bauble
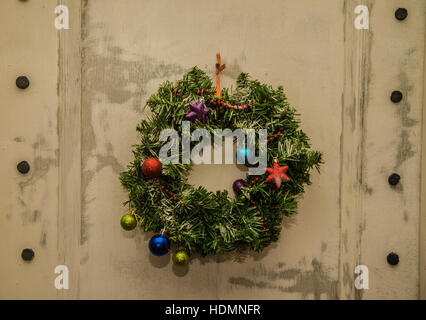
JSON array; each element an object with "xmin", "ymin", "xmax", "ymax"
[{"xmin": 142, "ymin": 158, "xmax": 162, "ymax": 178}]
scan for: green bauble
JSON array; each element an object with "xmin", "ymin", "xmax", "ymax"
[
  {"xmin": 172, "ymin": 251, "xmax": 189, "ymax": 266},
  {"xmin": 120, "ymin": 213, "xmax": 137, "ymax": 231}
]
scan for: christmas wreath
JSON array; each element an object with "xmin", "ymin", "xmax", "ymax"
[{"xmin": 119, "ymin": 63, "xmax": 322, "ymax": 266}]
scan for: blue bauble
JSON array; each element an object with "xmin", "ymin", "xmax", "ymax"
[
  {"xmin": 236, "ymin": 147, "xmax": 254, "ymax": 166},
  {"xmin": 149, "ymin": 234, "xmax": 170, "ymax": 256}
]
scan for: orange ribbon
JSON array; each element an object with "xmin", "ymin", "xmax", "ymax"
[{"xmin": 215, "ymin": 53, "xmax": 226, "ymax": 99}]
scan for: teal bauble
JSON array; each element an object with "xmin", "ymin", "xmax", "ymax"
[{"xmin": 236, "ymin": 147, "xmax": 254, "ymax": 166}]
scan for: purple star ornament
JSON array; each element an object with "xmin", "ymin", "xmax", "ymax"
[{"xmin": 185, "ymin": 100, "xmax": 210, "ymax": 123}]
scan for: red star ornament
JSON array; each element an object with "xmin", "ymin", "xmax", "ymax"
[{"xmin": 265, "ymin": 162, "xmax": 290, "ymax": 188}]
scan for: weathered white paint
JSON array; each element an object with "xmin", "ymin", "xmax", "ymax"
[{"xmin": 0, "ymin": 0, "xmax": 425, "ymax": 299}]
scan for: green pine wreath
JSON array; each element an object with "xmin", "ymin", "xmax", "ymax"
[{"xmin": 119, "ymin": 67, "xmax": 322, "ymax": 261}]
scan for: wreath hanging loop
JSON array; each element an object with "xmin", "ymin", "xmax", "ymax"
[{"xmin": 119, "ymin": 64, "xmax": 322, "ymax": 267}]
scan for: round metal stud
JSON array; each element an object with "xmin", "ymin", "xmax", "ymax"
[
  {"xmin": 21, "ymin": 248, "xmax": 35, "ymax": 262},
  {"xmin": 16, "ymin": 76, "xmax": 30, "ymax": 89},
  {"xmin": 17, "ymin": 161, "xmax": 30, "ymax": 174},
  {"xmin": 387, "ymin": 252, "xmax": 399, "ymax": 266},
  {"xmin": 390, "ymin": 91, "xmax": 403, "ymax": 103},
  {"xmin": 395, "ymin": 8, "xmax": 408, "ymax": 21},
  {"xmin": 388, "ymin": 173, "xmax": 400, "ymax": 186}
]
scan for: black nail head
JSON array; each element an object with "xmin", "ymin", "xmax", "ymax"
[
  {"xmin": 395, "ymin": 8, "xmax": 408, "ymax": 21},
  {"xmin": 387, "ymin": 252, "xmax": 399, "ymax": 266},
  {"xmin": 16, "ymin": 76, "xmax": 30, "ymax": 89},
  {"xmin": 21, "ymin": 248, "xmax": 35, "ymax": 261},
  {"xmin": 390, "ymin": 91, "xmax": 403, "ymax": 103},
  {"xmin": 388, "ymin": 173, "xmax": 400, "ymax": 186},
  {"xmin": 17, "ymin": 161, "xmax": 30, "ymax": 174}
]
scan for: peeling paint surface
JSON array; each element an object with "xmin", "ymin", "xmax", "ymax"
[
  {"xmin": 76, "ymin": 0, "xmax": 426, "ymax": 300},
  {"xmin": 229, "ymin": 259, "xmax": 338, "ymax": 299},
  {"xmin": 0, "ymin": 0, "xmax": 425, "ymax": 300}
]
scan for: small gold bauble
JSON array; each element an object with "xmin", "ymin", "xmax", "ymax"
[
  {"xmin": 120, "ymin": 213, "xmax": 137, "ymax": 231},
  {"xmin": 172, "ymin": 251, "xmax": 189, "ymax": 266}
]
